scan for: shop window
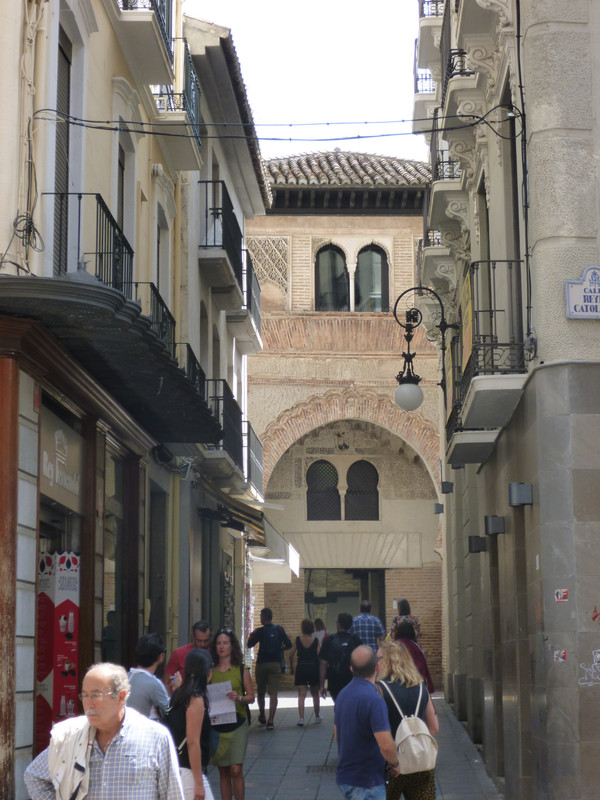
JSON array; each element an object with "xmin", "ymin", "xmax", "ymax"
[
  {"xmin": 306, "ymin": 460, "xmax": 341, "ymax": 520},
  {"xmin": 345, "ymin": 460, "xmax": 379, "ymax": 520},
  {"xmin": 355, "ymin": 246, "xmax": 389, "ymax": 312},
  {"xmin": 315, "ymin": 246, "xmax": 349, "ymax": 311}
]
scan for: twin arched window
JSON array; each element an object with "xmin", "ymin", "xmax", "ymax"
[
  {"xmin": 315, "ymin": 245, "xmax": 389, "ymax": 312},
  {"xmin": 306, "ymin": 459, "xmax": 379, "ymax": 520}
]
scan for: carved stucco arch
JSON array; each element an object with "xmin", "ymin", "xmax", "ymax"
[{"xmin": 261, "ymin": 386, "xmax": 441, "ymax": 493}]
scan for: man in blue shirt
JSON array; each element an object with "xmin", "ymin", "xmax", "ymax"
[
  {"xmin": 350, "ymin": 600, "xmax": 386, "ymax": 651},
  {"xmin": 334, "ymin": 645, "xmax": 399, "ymax": 799}
]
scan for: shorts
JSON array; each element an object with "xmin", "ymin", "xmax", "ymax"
[
  {"xmin": 338, "ymin": 783, "xmax": 386, "ymax": 800},
  {"xmin": 255, "ymin": 661, "xmax": 281, "ymax": 695}
]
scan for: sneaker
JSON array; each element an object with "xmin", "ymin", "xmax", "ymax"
[
  {"xmin": 314, "ymin": 716, "xmax": 322, "ymax": 724},
  {"xmin": 258, "ymin": 715, "xmax": 267, "ymax": 725},
  {"xmin": 266, "ymin": 722, "xmax": 274, "ymax": 730},
  {"xmin": 297, "ymin": 719, "xmax": 304, "ymax": 726}
]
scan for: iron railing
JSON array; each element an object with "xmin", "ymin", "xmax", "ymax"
[
  {"xmin": 46, "ymin": 192, "xmax": 134, "ymax": 295},
  {"xmin": 118, "ymin": 0, "xmax": 173, "ymax": 60},
  {"xmin": 243, "ymin": 250, "xmax": 261, "ymax": 336},
  {"xmin": 152, "ymin": 42, "xmax": 201, "ymax": 151},
  {"xmin": 425, "ymin": 229, "xmax": 443, "ymax": 246},
  {"xmin": 244, "ymin": 421, "xmax": 263, "ymax": 496},
  {"xmin": 206, "ymin": 379, "xmax": 244, "ymax": 472},
  {"xmin": 442, "ymin": 49, "xmax": 474, "ymax": 105},
  {"xmin": 177, "ymin": 342, "xmax": 207, "ymax": 399},
  {"xmin": 419, "ymin": 0, "xmax": 445, "ymax": 16},
  {"xmin": 126, "ymin": 281, "xmax": 176, "ymax": 358},
  {"xmin": 433, "ymin": 156, "xmax": 461, "ymax": 181},
  {"xmin": 414, "ymin": 69, "xmax": 436, "ymax": 95},
  {"xmin": 198, "ymin": 181, "xmax": 244, "ymax": 290}
]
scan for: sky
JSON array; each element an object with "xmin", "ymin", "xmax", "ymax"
[{"xmin": 182, "ymin": 0, "xmax": 428, "ymax": 163}]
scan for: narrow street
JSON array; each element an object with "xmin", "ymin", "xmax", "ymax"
[{"xmin": 206, "ymin": 693, "xmax": 503, "ymax": 800}]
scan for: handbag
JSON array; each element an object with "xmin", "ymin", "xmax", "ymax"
[{"xmin": 380, "ymin": 681, "xmax": 438, "ymax": 774}]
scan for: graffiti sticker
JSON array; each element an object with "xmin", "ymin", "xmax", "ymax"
[{"xmin": 554, "ymin": 588, "xmax": 568, "ymax": 602}]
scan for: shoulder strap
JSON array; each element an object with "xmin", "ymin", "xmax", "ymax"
[{"xmin": 379, "ymin": 681, "xmax": 423, "ymax": 719}]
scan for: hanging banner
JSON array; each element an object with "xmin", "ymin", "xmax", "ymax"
[{"xmin": 34, "ymin": 552, "xmax": 80, "ymax": 754}]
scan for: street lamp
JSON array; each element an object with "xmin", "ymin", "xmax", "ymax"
[{"xmin": 392, "ymin": 287, "xmax": 458, "ymax": 412}]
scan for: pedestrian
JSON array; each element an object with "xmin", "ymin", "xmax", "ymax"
[
  {"xmin": 246, "ymin": 607, "xmax": 291, "ymax": 729},
  {"xmin": 288, "ymin": 618, "xmax": 322, "ymax": 726},
  {"xmin": 25, "ymin": 662, "xmax": 184, "ymax": 800},
  {"xmin": 209, "ymin": 628, "xmax": 254, "ymax": 800},
  {"xmin": 334, "ymin": 645, "xmax": 400, "ymax": 800},
  {"xmin": 319, "ymin": 612, "xmax": 362, "ymax": 702},
  {"xmin": 313, "ymin": 617, "xmax": 327, "ymax": 646},
  {"xmin": 350, "ymin": 600, "xmax": 386, "ymax": 651},
  {"xmin": 389, "ymin": 599, "xmax": 422, "ymax": 642},
  {"xmin": 166, "ymin": 621, "xmax": 212, "ymax": 693},
  {"xmin": 391, "ymin": 620, "xmax": 434, "ymax": 693},
  {"xmin": 163, "ymin": 648, "xmax": 215, "ymax": 800},
  {"xmin": 128, "ymin": 632, "xmax": 170, "ymax": 719},
  {"xmin": 376, "ymin": 641, "xmax": 439, "ymax": 800}
]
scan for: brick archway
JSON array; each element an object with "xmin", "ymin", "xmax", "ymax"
[{"xmin": 261, "ymin": 386, "xmax": 440, "ymax": 491}]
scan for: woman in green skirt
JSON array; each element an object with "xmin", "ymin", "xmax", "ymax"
[{"xmin": 209, "ymin": 628, "xmax": 254, "ymax": 800}]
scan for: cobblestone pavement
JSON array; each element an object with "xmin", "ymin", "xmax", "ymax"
[{"xmin": 205, "ymin": 692, "xmax": 504, "ymax": 800}]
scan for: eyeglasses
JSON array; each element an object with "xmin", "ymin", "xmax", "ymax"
[{"xmin": 78, "ymin": 691, "xmax": 116, "ymax": 702}]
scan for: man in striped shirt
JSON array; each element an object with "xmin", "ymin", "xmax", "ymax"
[{"xmin": 25, "ymin": 662, "xmax": 184, "ymax": 800}]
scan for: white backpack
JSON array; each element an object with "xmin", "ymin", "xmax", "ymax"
[{"xmin": 380, "ymin": 681, "xmax": 438, "ymax": 774}]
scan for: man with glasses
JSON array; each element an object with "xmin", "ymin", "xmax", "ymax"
[
  {"xmin": 25, "ymin": 662, "xmax": 184, "ymax": 800},
  {"xmin": 165, "ymin": 619, "xmax": 211, "ymax": 693}
]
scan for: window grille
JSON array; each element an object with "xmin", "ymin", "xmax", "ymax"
[
  {"xmin": 345, "ymin": 460, "xmax": 379, "ymax": 521},
  {"xmin": 306, "ymin": 460, "xmax": 341, "ymax": 520}
]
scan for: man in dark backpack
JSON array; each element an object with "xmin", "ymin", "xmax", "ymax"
[
  {"xmin": 319, "ymin": 612, "xmax": 362, "ymax": 702},
  {"xmin": 247, "ymin": 607, "xmax": 291, "ymax": 729}
]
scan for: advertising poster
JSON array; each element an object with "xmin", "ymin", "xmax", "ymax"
[{"xmin": 34, "ymin": 552, "xmax": 80, "ymax": 754}]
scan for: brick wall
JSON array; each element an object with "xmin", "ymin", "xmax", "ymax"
[{"xmin": 251, "ymin": 563, "xmax": 443, "ymax": 692}]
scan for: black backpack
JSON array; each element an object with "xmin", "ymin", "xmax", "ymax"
[
  {"xmin": 326, "ymin": 633, "xmax": 358, "ymax": 677},
  {"xmin": 260, "ymin": 624, "xmax": 283, "ymax": 660}
]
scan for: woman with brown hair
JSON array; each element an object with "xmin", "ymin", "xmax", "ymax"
[
  {"xmin": 377, "ymin": 641, "xmax": 439, "ymax": 800},
  {"xmin": 209, "ymin": 628, "xmax": 254, "ymax": 800},
  {"xmin": 288, "ymin": 618, "xmax": 322, "ymax": 725}
]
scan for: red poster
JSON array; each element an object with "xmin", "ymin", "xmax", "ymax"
[{"xmin": 35, "ymin": 552, "xmax": 80, "ymax": 754}]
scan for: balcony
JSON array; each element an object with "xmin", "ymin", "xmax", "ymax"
[
  {"xmin": 198, "ymin": 181, "xmax": 244, "ymax": 308},
  {"xmin": 445, "ymin": 259, "xmax": 527, "ymax": 441},
  {"xmin": 226, "ymin": 250, "xmax": 262, "ymax": 355},
  {"xmin": 152, "ymin": 42, "xmax": 202, "ymax": 171},
  {"xmin": 105, "ymin": 0, "xmax": 174, "ymax": 85},
  {"xmin": 428, "ymin": 154, "xmax": 467, "ymax": 231},
  {"xmin": 413, "ymin": 66, "xmax": 438, "ymax": 135},
  {"xmin": 417, "ymin": 1, "xmax": 445, "ymax": 72},
  {"xmin": 0, "ymin": 191, "xmax": 221, "ymax": 444},
  {"xmin": 420, "ymin": 229, "xmax": 456, "ymax": 292}
]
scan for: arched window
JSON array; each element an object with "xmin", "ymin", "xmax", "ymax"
[
  {"xmin": 315, "ymin": 246, "xmax": 349, "ymax": 311},
  {"xmin": 345, "ymin": 460, "xmax": 379, "ymax": 520},
  {"xmin": 355, "ymin": 246, "xmax": 389, "ymax": 312},
  {"xmin": 306, "ymin": 460, "xmax": 341, "ymax": 520}
]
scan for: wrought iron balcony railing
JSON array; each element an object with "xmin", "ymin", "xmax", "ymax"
[
  {"xmin": 152, "ymin": 42, "xmax": 201, "ymax": 151},
  {"xmin": 243, "ymin": 250, "xmax": 261, "ymax": 336},
  {"xmin": 206, "ymin": 379, "xmax": 244, "ymax": 472},
  {"xmin": 117, "ymin": 0, "xmax": 173, "ymax": 60},
  {"xmin": 177, "ymin": 342, "xmax": 207, "ymax": 400},
  {"xmin": 414, "ymin": 69, "xmax": 436, "ymax": 95},
  {"xmin": 198, "ymin": 181, "xmax": 244, "ymax": 290},
  {"xmin": 425, "ymin": 229, "xmax": 443, "ymax": 246},
  {"xmin": 46, "ymin": 192, "xmax": 134, "ymax": 295},
  {"xmin": 419, "ymin": 0, "xmax": 445, "ymax": 17},
  {"xmin": 245, "ymin": 421, "xmax": 263, "ymax": 496},
  {"xmin": 125, "ymin": 281, "xmax": 176, "ymax": 358},
  {"xmin": 433, "ymin": 157, "xmax": 461, "ymax": 181},
  {"xmin": 442, "ymin": 49, "xmax": 474, "ymax": 106}
]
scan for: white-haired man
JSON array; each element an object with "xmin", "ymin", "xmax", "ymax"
[{"xmin": 25, "ymin": 662, "xmax": 184, "ymax": 800}]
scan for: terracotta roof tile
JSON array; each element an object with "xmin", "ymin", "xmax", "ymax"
[{"xmin": 265, "ymin": 150, "xmax": 431, "ymax": 188}]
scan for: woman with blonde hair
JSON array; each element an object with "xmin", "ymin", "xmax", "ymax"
[{"xmin": 377, "ymin": 641, "xmax": 439, "ymax": 800}]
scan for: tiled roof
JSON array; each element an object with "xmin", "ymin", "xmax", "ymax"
[{"xmin": 264, "ymin": 151, "xmax": 431, "ymax": 188}]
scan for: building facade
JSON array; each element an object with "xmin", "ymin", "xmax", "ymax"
[
  {"xmin": 0, "ymin": 3, "xmax": 276, "ymax": 796},
  {"xmin": 414, "ymin": 1, "xmax": 600, "ymax": 798},
  {"xmin": 246, "ymin": 151, "xmax": 444, "ymax": 689}
]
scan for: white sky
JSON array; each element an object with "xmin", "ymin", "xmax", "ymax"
[{"xmin": 182, "ymin": 0, "xmax": 428, "ymax": 162}]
